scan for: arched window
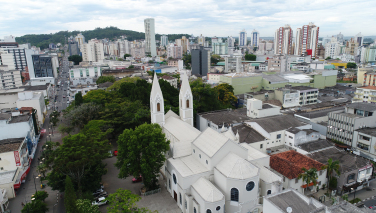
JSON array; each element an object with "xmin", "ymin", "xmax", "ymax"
[
  {"xmin": 186, "ymin": 99, "xmax": 189, "ymax": 108},
  {"xmin": 216, "ymin": 206, "xmax": 221, "ymax": 211},
  {"xmin": 246, "ymin": 181, "xmax": 255, "ymax": 191},
  {"xmin": 194, "ymin": 207, "xmax": 197, "ymax": 213},
  {"xmin": 231, "ymin": 188, "xmax": 239, "ymax": 202},
  {"xmin": 169, "ymin": 179, "xmax": 171, "ymax": 189},
  {"xmin": 157, "ymin": 103, "xmax": 160, "ymax": 112},
  {"xmin": 207, "ymin": 209, "xmax": 212, "ymax": 213},
  {"xmin": 185, "ymin": 200, "xmax": 187, "ymax": 209},
  {"xmin": 180, "ymin": 193, "xmax": 182, "ymax": 204},
  {"xmin": 173, "ymin": 174, "xmax": 177, "ymax": 184},
  {"xmin": 267, "ymin": 190, "xmax": 272, "ymax": 195}
]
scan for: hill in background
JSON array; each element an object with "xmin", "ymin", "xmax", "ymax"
[{"xmin": 15, "ymin": 26, "xmax": 190, "ymax": 49}]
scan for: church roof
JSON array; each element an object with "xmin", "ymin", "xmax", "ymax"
[
  {"xmin": 165, "ymin": 110, "xmax": 180, "ymax": 120},
  {"xmin": 172, "ymin": 141, "xmax": 192, "ymax": 158},
  {"xmin": 150, "ymin": 72, "xmax": 163, "ymax": 101},
  {"xmin": 192, "ymin": 177, "xmax": 224, "ymax": 203},
  {"xmin": 240, "ymin": 143, "xmax": 269, "ymax": 161},
  {"xmin": 222, "ymin": 127, "xmax": 236, "ymax": 141},
  {"xmin": 215, "ymin": 152, "xmax": 259, "ymax": 180},
  {"xmin": 164, "ymin": 116, "xmax": 201, "ymax": 143},
  {"xmin": 193, "ymin": 128, "xmax": 230, "ymax": 158},
  {"xmin": 168, "ymin": 155, "xmax": 209, "ymax": 177},
  {"xmin": 258, "ymin": 166, "xmax": 283, "ymax": 184}
]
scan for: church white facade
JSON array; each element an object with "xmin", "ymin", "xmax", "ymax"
[{"xmin": 150, "ymin": 73, "xmax": 283, "ymax": 213}]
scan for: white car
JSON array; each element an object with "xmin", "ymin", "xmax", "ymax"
[{"xmin": 92, "ymin": 197, "xmax": 108, "ymax": 206}]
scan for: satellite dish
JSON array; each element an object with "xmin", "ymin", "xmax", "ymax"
[{"xmin": 286, "ymin": 207, "xmax": 292, "ymax": 213}]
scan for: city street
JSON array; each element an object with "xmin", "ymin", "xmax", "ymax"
[{"xmin": 7, "ymin": 45, "xmax": 70, "ymax": 213}]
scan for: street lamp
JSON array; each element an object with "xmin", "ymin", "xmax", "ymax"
[
  {"xmin": 49, "ymin": 134, "xmax": 52, "ymax": 142},
  {"xmin": 33, "ymin": 174, "xmax": 38, "ymax": 193},
  {"xmin": 351, "ymin": 186, "xmax": 357, "ymax": 201}
]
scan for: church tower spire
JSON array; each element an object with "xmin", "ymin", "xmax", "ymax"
[
  {"xmin": 150, "ymin": 72, "xmax": 165, "ymax": 126},
  {"xmin": 179, "ymin": 73, "xmax": 193, "ymax": 126}
]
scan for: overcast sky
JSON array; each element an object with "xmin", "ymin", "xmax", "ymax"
[{"xmin": 0, "ymin": 0, "xmax": 375, "ymax": 39}]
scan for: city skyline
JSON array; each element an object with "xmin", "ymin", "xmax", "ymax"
[{"xmin": 0, "ymin": 0, "xmax": 375, "ymax": 39}]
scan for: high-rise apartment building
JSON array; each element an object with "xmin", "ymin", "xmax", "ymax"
[
  {"xmin": 251, "ymin": 29, "xmax": 259, "ymax": 47},
  {"xmin": 274, "ymin": 25, "xmax": 293, "ymax": 55},
  {"xmin": 167, "ymin": 44, "xmax": 183, "ymax": 59},
  {"xmin": 160, "ymin": 35, "xmax": 168, "ymax": 47},
  {"xmin": 227, "ymin": 36, "xmax": 235, "ymax": 47},
  {"xmin": 0, "ymin": 65, "xmax": 22, "ymax": 89},
  {"xmin": 68, "ymin": 41, "xmax": 80, "ymax": 56},
  {"xmin": 355, "ymin": 32, "xmax": 364, "ymax": 47},
  {"xmin": 212, "ymin": 42, "xmax": 228, "ymax": 55},
  {"xmin": 144, "ymin": 18, "xmax": 157, "ymax": 57},
  {"xmin": 294, "ymin": 22, "xmax": 319, "ymax": 58},
  {"xmin": 324, "ymin": 37, "xmax": 341, "ymax": 59},
  {"xmin": 75, "ymin": 33, "xmax": 85, "ymax": 47},
  {"xmin": 81, "ymin": 39, "xmax": 105, "ymax": 63},
  {"xmin": 175, "ymin": 36, "xmax": 189, "ymax": 54},
  {"xmin": 31, "ymin": 55, "xmax": 56, "ymax": 78},
  {"xmin": 191, "ymin": 46, "xmax": 210, "ymax": 76},
  {"xmin": 198, "ymin": 34, "xmax": 205, "ymax": 46},
  {"xmin": 239, "ymin": 29, "xmax": 247, "ymax": 47},
  {"xmin": 336, "ymin": 32, "xmax": 344, "ymax": 44}
]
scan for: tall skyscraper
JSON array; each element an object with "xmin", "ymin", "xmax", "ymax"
[
  {"xmin": 75, "ymin": 33, "xmax": 85, "ymax": 47},
  {"xmin": 191, "ymin": 46, "xmax": 210, "ymax": 76},
  {"xmin": 160, "ymin": 34, "xmax": 168, "ymax": 47},
  {"xmin": 144, "ymin": 18, "xmax": 157, "ymax": 57},
  {"xmin": 198, "ymin": 34, "xmax": 205, "ymax": 46},
  {"xmin": 355, "ymin": 32, "xmax": 364, "ymax": 46},
  {"xmin": 294, "ymin": 22, "xmax": 319, "ymax": 58},
  {"xmin": 227, "ymin": 36, "xmax": 235, "ymax": 47},
  {"xmin": 336, "ymin": 32, "xmax": 344, "ymax": 44},
  {"xmin": 239, "ymin": 29, "xmax": 247, "ymax": 47},
  {"xmin": 251, "ymin": 29, "xmax": 260, "ymax": 47},
  {"xmin": 274, "ymin": 25, "xmax": 293, "ymax": 55}
]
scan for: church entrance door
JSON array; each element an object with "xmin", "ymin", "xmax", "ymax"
[{"xmin": 174, "ymin": 191, "xmax": 177, "ymax": 202}]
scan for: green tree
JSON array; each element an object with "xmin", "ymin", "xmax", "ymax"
[
  {"xmin": 106, "ymin": 189, "xmax": 155, "ymax": 213},
  {"xmin": 148, "ymin": 60, "xmax": 154, "ymax": 63},
  {"xmin": 83, "ymin": 90, "xmax": 113, "ymax": 105},
  {"xmin": 22, "ymin": 200, "xmax": 48, "ymax": 213},
  {"xmin": 245, "ymin": 53, "xmax": 256, "ymax": 61},
  {"xmin": 50, "ymin": 110, "xmax": 60, "ymax": 127},
  {"xmin": 76, "ymin": 199, "xmax": 101, "ymax": 213},
  {"xmin": 32, "ymin": 191, "xmax": 48, "ymax": 201},
  {"xmin": 253, "ymin": 47, "xmax": 257, "ymax": 52},
  {"xmin": 298, "ymin": 167, "xmax": 318, "ymax": 194},
  {"xmin": 325, "ymin": 56, "xmax": 332, "ymax": 60},
  {"xmin": 190, "ymin": 78, "xmax": 222, "ymax": 113},
  {"xmin": 106, "ymin": 77, "xmax": 140, "ymax": 91},
  {"xmin": 75, "ymin": 92, "xmax": 83, "ymax": 107},
  {"xmin": 68, "ymin": 55, "xmax": 83, "ymax": 65},
  {"xmin": 128, "ymin": 65, "xmax": 135, "ymax": 69},
  {"xmin": 64, "ymin": 176, "xmax": 78, "ymax": 213},
  {"xmin": 325, "ymin": 158, "xmax": 340, "ymax": 193},
  {"xmin": 96, "ymin": 76, "xmax": 116, "ymax": 84},
  {"xmin": 60, "ymin": 102, "xmax": 102, "ymax": 132},
  {"xmin": 213, "ymin": 84, "xmax": 237, "ymax": 108},
  {"xmin": 124, "ymin": 54, "xmax": 132, "ymax": 59},
  {"xmin": 116, "ymin": 123, "xmax": 170, "ymax": 190},
  {"xmin": 211, "ymin": 54, "xmax": 221, "ymax": 65},
  {"xmin": 347, "ymin": 62, "xmax": 357, "ymax": 69},
  {"xmin": 182, "ymin": 54, "xmax": 191, "ymax": 69}
]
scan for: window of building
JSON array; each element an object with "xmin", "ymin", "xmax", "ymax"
[
  {"xmin": 216, "ymin": 206, "xmax": 220, "ymax": 211},
  {"xmin": 295, "ymin": 178, "xmax": 299, "ymax": 184},
  {"xmin": 169, "ymin": 179, "xmax": 171, "ymax": 189},
  {"xmin": 173, "ymin": 174, "xmax": 177, "ymax": 184},
  {"xmin": 180, "ymin": 193, "xmax": 182, "ymax": 205},
  {"xmin": 277, "ymin": 134, "xmax": 281, "ymax": 139},
  {"xmin": 347, "ymin": 173, "xmax": 356, "ymax": 183},
  {"xmin": 260, "ymin": 144, "xmax": 263, "ymax": 149},
  {"xmin": 186, "ymin": 100, "xmax": 189, "ymax": 108},
  {"xmin": 194, "ymin": 207, "xmax": 197, "ymax": 213},
  {"xmin": 367, "ymin": 168, "xmax": 372, "ymax": 174},
  {"xmin": 185, "ymin": 200, "xmax": 187, "ymax": 209},
  {"xmin": 289, "ymin": 136, "xmax": 293, "ymax": 139},
  {"xmin": 206, "ymin": 160, "xmax": 208, "ymax": 164},
  {"xmin": 231, "ymin": 188, "xmax": 239, "ymax": 201},
  {"xmin": 157, "ymin": 103, "xmax": 161, "ymax": 112},
  {"xmin": 267, "ymin": 190, "xmax": 272, "ymax": 195},
  {"xmin": 199, "ymin": 154, "xmax": 201, "ymax": 158},
  {"xmin": 246, "ymin": 182, "xmax": 255, "ymax": 191},
  {"xmin": 207, "ymin": 210, "xmax": 212, "ymax": 213},
  {"xmin": 319, "ymin": 171, "xmax": 323, "ymax": 176}
]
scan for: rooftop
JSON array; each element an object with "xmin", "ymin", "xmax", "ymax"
[
  {"xmin": 297, "ymin": 139, "xmax": 334, "ymax": 153},
  {"xmin": 198, "ymin": 108, "xmax": 249, "ymax": 126},
  {"xmin": 307, "ymin": 147, "xmax": 371, "ymax": 173},
  {"xmin": 215, "ymin": 152, "xmax": 259, "ymax": 180},
  {"xmin": 265, "ymin": 189, "xmax": 325, "ymax": 213},
  {"xmin": 8, "ymin": 114, "xmax": 30, "ymax": 123},
  {"xmin": 262, "ymin": 75, "xmax": 288, "ymax": 83},
  {"xmin": 192, "ymin": 177, "xmax": 224, "ymax": 203},
  {"xmin": 328, "ymin": 201, "xmax": 370, "ymax": 213},
  {"xmin": 295, "ymin": 106, "xmax": 345, "ymax": 119},
  {"xmin": 232, "ymin": 124, "xmax": 266, "ymax": 144},
  {"xmin": 193, "ymin": 128, "xmax": 231, "ymax": 157},
  {"xmin": 160, "ymin": 75, "xmax": 176, "ymax": 80},
  {"xmin": 20, "ymin": 84, "xmax": 48, "ymax": 91},
  {"xmin": 261, "ymin": 104, "xmax": 275, "ymax": 109},
  {"xmin": 0, "ymin": 113, "xmax": 11, "ymax": 120},
  {"xmin": 246, "ymin": 115, "xmax": 305, "ymax": 133},
  {"xmin": 0, "ymin": 137, "xmax": 24, "ymax": 153},
  {"xmin": 168, "ymin": 155, "xmax": 209, "ymax": 177},
  {"xmin": 346, "ymin": 102, "xmax": 376, "ymax": 112},
  {"xmin": 270, "ymin": 150, "xmax": 325, "ymax": 179},
  {"xmin": 360, "ymin": 86, "xmax": 376, "ymax": 90},
  {"xmin": 0, "ymin": 170, "xmax": 18, "ymax": 185},
  {"xmin": 356, "ymin": 127, "xmax": 376, "ymax": 137},
  {"xmin": 290, "ymin": 86, "xmax": 317, "ymax": 91}
]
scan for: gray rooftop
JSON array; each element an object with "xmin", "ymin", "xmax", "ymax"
[
  {"xmin": 232, "ymin": 124, "xmax": 266, "ymax": 144},
  {"xmin": 356, "ymin": 127, "xmax": 376, "ymax": 137},
  {"xmin": 261, "ymin": 104, "xmax": 275, "ymax": 109},
  {"xmin": 249, "ymin": 115, "xmax": 305, "ymax": 133},
  {"xmin": 296, "ymin": 106, "xmax": 345, "ymax": 119},
  {"xmin": 199, "ymin": 108, "xmax": 249, "ymax": 126},
  {"xmin": 297, "ymin": 139, "xmax": 334, "ymax": 153},
  {"xmin": 291, "ymin": 86, "xmax": 317, "ymax": 91},
  {"xmin": 266, "ymin": 189, "xmax": 325, "ymax": 213},
  {"xmin": 346, "ymin": 102, "xmax": 376, "ymax": 112},
  {"xmin": 20, "ymin": 84, "xmax": 48, "ymax": 91},
  {"xmin": 8, "ymin": 114, "xmax": 30, "ymax": 123},
  {"xmin": 98, "ymin": 82, "xmax": 114, "ymax": 88},
  {"xmin": 328, "ymin": 201, "xmax": 371, "ymax": 213},
  {"xmin": 262, "ymin": 75, "xmax": 288, "ymax": 83},
  {"xmin": 0, "ymin": 113, "xmax": 11, "ymax": 120},
  {"xmin": 307, "ymin": 147, "xmax": 371, "ymax": 173}
]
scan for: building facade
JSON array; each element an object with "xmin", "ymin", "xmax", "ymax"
[
  {"xmin": 239, "ymin": 29, "xmax": 247, "ymax": 47},
  {"xmin": 144, "ymin": 18, "xmax": 157, "ymax": 57},
  {"xmin": 191, "ymin": 46, "xmax": 210, "ymax": 76},
  {"xmin": 81, "ymin": 39, "xmax": 105, "ymax": 63},
  {"xmin": 167, "ymin": 44, "xmax": 183, "ymax": 59},
  {"xmin": 274, "ymin": 25, "xmax": 293, "ymax": 55},
  {"xmin": 161, "ymin": 35, "xmax": 168, "ymax": 47},
  {"xmin": 0, "ymin": 67, "xmax": 22, "ymax": 89},
  {"xmin": 251, "ymin": 29, "xmax": 260, "ymax": 48},
  {"xmin": 295, "ymin": 22, "xmax": 319, "ymax": 58}
]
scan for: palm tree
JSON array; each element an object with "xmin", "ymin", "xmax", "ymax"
[
  {"xmin": 298, "ymin": 167, "xmax": 318, "ymax": 194},
  {"xmin": 325, "ymin": 158, "xmax": 341, "ymax": 193}
]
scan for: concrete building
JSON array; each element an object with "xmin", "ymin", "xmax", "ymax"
[
  {"xmin": 31, "ymin": 54, "xmax": 58, "ymax": 78},
  {"xmin": 251, "ymin": 29, "xmax": 260, "ymax": 48},
  {"xmin": 267, "ymin": 55, "xmax": 287, "ymax": 72},
  {"xmin": 197, "ymin": 34, "xmax": 205, "ymax": 46},
  {"xmin": 0, "ymin": 66, "xmax": 22, "ymax": 89},
  {"xmin": 355, "ymin": 32, "xmax": 364, "ymax": 47},
  {"xmin": 327, "ymin": 103, "xmax": 376, "ymax": 146},
  {"xmin": 274, "ymin": 25, "xmax": 293, "ymax": 55},
  {"xmin": 144, "ymin": 18, "xmax": 157, "ymax": 57},
  {"xmin": 325, "ymin": 37, "xmax": 341, "ymax": 59},
  {"xmin": 295, "ymin": 22, "xmax": 320, "ymax": 58},
  {"xmin": 191, "ymin": 46, "xmax": 210, "ymax": 76},
  {"xmin": 239, "ymin": 29, "xmax": 247, "ymax": 47},
  {"xmin": 69, "ymin": 66, "xmax": 102, "ymax": 79},
  {"xmin": 246, "ymin": 99, "xmax": 281, "ymax": 118},
  {"xmin": 212, "ymin": 42, "xmax": 228, "ymax": 55},
  {"xmin": 167, "ymin": 44, "xmax": 183, "ymax": 59},
  {"xmin": 16, "ymin": 91, "xmax": 46, "ymax": 127},
  {"xmin": 160, "ymin": 75, "xmax": 178, "ymax": 88},
  {"xmin": 81, "ymin": 39, "xmax": 105, "ymax": 63},
  {"xmin": 227, "ymin": 36, "xmax": 235, "ymax": 47},
  {"xmin": 336, "ymin": 32, "xmax": 344, "ymax": 44},
  {"xmin": 176, "ymin": 36, "xmax": 189, "ymax": 54},
  {"xmin": 160, "ymin": 34, "xmax": 168, "ymax": 47},
  {"xmin": 75, "ymin": 33, "xmax": 85, "ymax": 47},
  {"xmin": 357, "ymin": 67, "xmax": 375, "ymax": 84},
  {"xmin": 362, "ymin": 72, "xmax": 376, "ymax": 86},
  {"xmin": 353, "ymin": 86, "xmax": 376, "ymax": 103},
  {"xmin": 0, "ymin": 48, "xmax": 35, "ymax": 72},
  {"xmin": 168, "ymin": 59, "xmax": 183, "ymax": 70}
]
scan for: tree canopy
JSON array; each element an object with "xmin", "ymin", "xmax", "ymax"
[
  {"xmin": 245, "ymin": 53, "xmax": 256, "ymax": 61},
  {"xmin": 116, "ymin": 123, "xmax": 170, "ymax": 190},
  {"xmin": 68, "ymin": 55, "xmax": 83, "ymax": 65},
  {"xmin": 211, "ymin": 54, "xmax": 221, "ymax": 65},
  {"xmin": 22, "ymin": 200, "xmax": 48, "ymax": 213},
  {"xmin": 96, "ymin": 76, "xmax": 116, "ymax": 85},
  {"xmin": 347, "ymin": 62, "xmax": 357, "ymax": 69},
  {"xmin": 106, "ymin": 189, "xmax": 156, "ymax": 213},
  {"xmin": 213, "ymin": 84, "xmax": 237, "ymax": 108}
]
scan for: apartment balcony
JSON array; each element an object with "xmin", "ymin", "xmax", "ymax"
[
  {"xmin": 353, "ymin": 96, "xmax": 363, "ymax": 100},
  {"xmin": 369, "ymin": 94, "xmax": 376, "ymax": 97},
  {"xmin": 354, "ymin": 92, "xmax": 363, "ymax": 96}
]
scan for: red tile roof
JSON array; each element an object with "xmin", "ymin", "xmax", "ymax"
[
  {"xmin": 270, "ymin": 150, "xmax": 325, "ymax": 179},
  {"xmin": 361, "ymin": 86, "xmax": 376, "ymax": 90}
]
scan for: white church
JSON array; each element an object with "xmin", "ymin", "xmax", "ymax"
[{"xmin": 150, "ymin": 73, "xmax": 282, "ymax": 213}]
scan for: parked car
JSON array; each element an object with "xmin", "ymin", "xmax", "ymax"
[
  {"xmin": 132, "ymin": 176, "xmax": 142, "ymax": 183},
  {"xmin": 92, "ymin": 189, "xmax": 105, "ymax": 197},
  {"xmin": 113, "ymin": 150, "xmax": 118, "ymax": 156},
  {"xmin": 94, "ymin": 191, "xmax": 108, "ymax": 200},
  {"xmin": 92, "ymin": 197, "xmax": 108, "ymax": 206},
  {"xmin": 108, "ymin": 150, "xmax": 113, "ymax": 157}
]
